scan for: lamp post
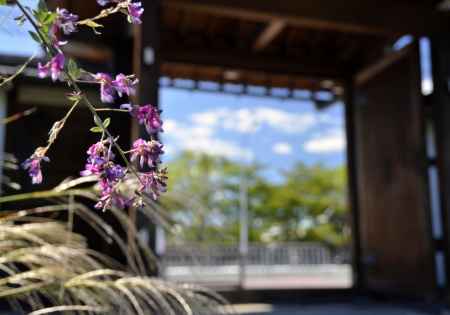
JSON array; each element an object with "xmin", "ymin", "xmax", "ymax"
[{"xmin": 239, "ymin": 170, "xmax": 249, "ymax": 289}]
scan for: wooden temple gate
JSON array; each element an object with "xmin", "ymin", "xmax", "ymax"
[{"xmin": 4, "ymin": 0, "xmax": 450, "ymax": 300}]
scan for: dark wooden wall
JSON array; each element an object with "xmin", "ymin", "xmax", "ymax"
[{"xmin": 352, "ymin": 45, "xmax": 435, "ymax": 294}]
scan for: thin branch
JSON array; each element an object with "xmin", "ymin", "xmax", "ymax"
[
  {"xmin": 2, "ymin": 107, "xmax": 36, "ymax": 124},
  {"xmin": 76, "ymin": 2, "xmax": 125, "ymax": 25},
  {"xmin": 95, "ymin": 108, "xmax": 130, "ymax": 113},
  {"xmin": 0, "ymin": 53, "xmax": 36, "ymax": 88},
  {"xmin": 43, "ymin": 100, "xmax": 81, "ymax": 155}
]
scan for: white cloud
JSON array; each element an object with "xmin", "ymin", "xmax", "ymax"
[
  {"xmin": 191, "ymin": 109, "xmax": 227, "ymax": 127},
  {"xmin": 304, "ymin": 129, "xmax": 346, "ymax": 154},
  {"xmin": 253, "ymin": 107, "xmax": 317, "ymax": 134},
  {"xmin": 273, "ymin": 142, "xmax": 293, "ymax": 155},
  {"xmin": 163, "ymin": 119, "xmax": 253, "ymax": 160},
  {"xmin": 190, "ymin": 107, "xmax": 317, "ymax": 134}
]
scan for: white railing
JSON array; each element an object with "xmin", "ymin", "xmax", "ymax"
[{"xmin": 161, "ymin": 243, "xmax": 350, "ymax": 267}]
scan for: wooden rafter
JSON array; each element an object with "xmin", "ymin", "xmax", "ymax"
[
  {"xmin": 253, "ymin": 19, "xmax": 286, "ymax": 52},
  {"xmin": 164, "ymin": 0, "xmax": 448, "ymax": 35},
  {"xmin": 161, "ymin": 47, "xmax": 346, "ymax": 79}
]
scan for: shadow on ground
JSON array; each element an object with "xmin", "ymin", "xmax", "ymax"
[{"xmin": 237, "ymin": 301, "xmax": 447, "ymax": 315}]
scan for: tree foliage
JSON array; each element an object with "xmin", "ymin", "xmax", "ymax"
[{"xmin": 161, "ymin": 151, "xmax": 350, "ymax": 248}]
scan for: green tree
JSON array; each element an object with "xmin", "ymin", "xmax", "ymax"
[
  {"xmin": 255, "ymin": 163, "xmax": 349, "ymax": 247},
  {"xmin": 162, "ymin": 152, "xmax": 350, "ymax": 249},
  {"xmin": 161, "ymin": 151, "xmax": 262, "ymax": 244}
]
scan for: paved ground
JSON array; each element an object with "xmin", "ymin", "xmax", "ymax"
[
  {"xmin": 236, "ymin": 303, "xmax": 446, "ymax": 315},
  {"xmin": 164, "ymin": 264, "xmax": 352, "ymax": 289},
  {"xmin": 1, "ymin": 302, "xmax": 447, "ymax": 315}
]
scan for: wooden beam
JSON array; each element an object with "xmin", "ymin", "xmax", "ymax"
[
  {"xmin": 62, "ymin": 41, "xmax": 113, "ymax": 63},
  {"xmin": 164, "ymin": 0, "xmax": 448, "ymax": 35},
  {"xmin": 355, "ymin": 44, "xmax": 413, "ymax": 87},
  {"xmin": 161, "ymin": 47, "xmax": 345, "ymax": 79},
  {"xmin": 253, "ymin": 19, "xmax": 286, "ymax": 52}
]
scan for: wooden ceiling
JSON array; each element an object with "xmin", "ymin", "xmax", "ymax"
[{"xmin": 41, "ymin": 1, "xmax": 450, "ymax": 95}]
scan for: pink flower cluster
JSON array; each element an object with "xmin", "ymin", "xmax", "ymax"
[
  {"xmin": 94, "ymin": 73, "xmax": 138, "ymax": 103},
  {"xmin": 36, "ymin": 7, "xmax": 79, "ymax": 81},
  {"xmin": 81, "ymin": 141, "xmax": 130, "ymax": 210},
  {"xmin": 130, "ymin": 138, "xmax": 167, "ymax": 200},
  {"xmin": 22, "ymin": 147, "xmax": 49, "ymax": 184},
  {"xmin": 38, "ymin": 53, "xmax": 65, "ymax": 82}
]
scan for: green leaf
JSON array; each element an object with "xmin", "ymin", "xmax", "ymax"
[
  {"xmin": 90, "ymin": 127, "xmax": 103, "ymax": 133},
  {"xmin": 42, "ymin": 12, "xmax": 56, "ymax": 25},
  {"xmin": 38, "ymin": 0, "xmax": 47, "ymax": 11},
  {"xmin": 90, "ymin": 117, "xmax": 110, "ymax": 133},
  {"xmin": 103, "ymin": 118, "xmax": 111, "ymax": 128},
  {"xmin": 67, "ymin": 59, "xmax": 81, "ymax": 80},
  {"xmin": 0, "ymin": 0, "xmax": 7, "ymax": 6},
  {"xmin": 28, "ymin": 31, "xmax": 41, "ymax": 44},
  {"xmin": 14, "ymin": 15, "xmax": 26, "ymax": 26},
  {"xmin": 94, "ymin": 115, "xmax": 102, "ymax": 127}
]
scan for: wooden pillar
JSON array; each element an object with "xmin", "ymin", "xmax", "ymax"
[
  {"xmin": 430, "ymin": 34, "xmax": 450, "ymax": 295},
  {"xmin": 132, "ymin": 0, "xmax": 162, "ymax": 271},
  {"xmin": 344, "ymin": 79, "xmax": 364, "ymax": 291},
  {"xmin": 133, "ymin": 0, "xmax": 161, "ymax": 120}
]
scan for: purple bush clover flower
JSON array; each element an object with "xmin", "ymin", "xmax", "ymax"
[
  {"xmin": 47, "ymin": 8, "xmax": 78, "ymax": 47},
  {"xmin": 81, "ymin": 141, "xmax": 111, "ymax": 176},
  {"xmin": 95, "ymin": 178, "xmax": 130, "ymax": 210},
  {"xmin": 81, "ymin": 141, "xmax": 129, "ymax": 210},
  {"xmin": 121, "ymin": 104, "xmax": 163, "ymax": 135},
  {"xmin": 22, "ymin": 147, "xmax": 49, "ymax": 184},
  {"xmin": 94, "ymin": 73, "xmax": 116, "ymax": 103},
  {"xmin": 38, "ymin": 53, "xmax": 65, "ymax": 82},
  {"xmin": 56, "ymin": 8, "xmax": 79, "ymax": 35},
  {"xmin": 130, "ymin": 139, "xmax": 164, "ymax": 168},
  {"xmin": 112, "ymin": 74, "xmax": 138, "ymax": 97},
  {"xmin": 126, "ymin": 2, "xmax": 144, "ymax": 24},
  {"xmin": 138, "ymin": 168, "xmax": 168, "ymax": 200},
  {"xmin": 103, "ymin": 162, "xmax": 126, "ymax": 185},
  {"xmin": 94, "ymin": 73, "xmax": 138, "ymax": 103},
  {"xmin": 94, "ymin": 164, "xmax": 127, "ymax": 210}
]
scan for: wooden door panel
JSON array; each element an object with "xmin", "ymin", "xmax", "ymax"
[{"xmin": 354, "ymin": 44, "xmax": 435, "ymax": 293}]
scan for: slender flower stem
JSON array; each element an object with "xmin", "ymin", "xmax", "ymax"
[
  {"xmin": 14, "ymin": 1, "xmax": 55, "ymax": 55},
  {"xmin": 42, "ymin": 100, "xmax": 81, "ymax": 155},
  {"xmin": 95, "ymin": 108, "xmax": 130, "ymax": 113},
  {"xmin": 2, "ymin": 108, "xmax": 36, "ymax": 125},
  {"xmin": 0, "ymin": 53, "xmax": 36, "ymax": 88},
  {"xmin": 76, "ymin": 2, "xmax": 124, "ymax": 25}
]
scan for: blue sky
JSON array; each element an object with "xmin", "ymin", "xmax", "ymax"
[
  {"xmin": 160, "ymin": 88, "xmax": 347, "ymax": 179},
  {"xmin": 0, "ymin": 0, "xmax": 42, "ymax": 57}
]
